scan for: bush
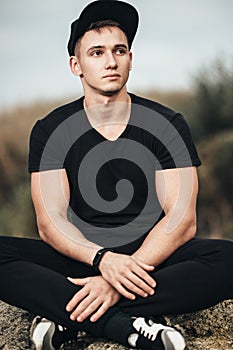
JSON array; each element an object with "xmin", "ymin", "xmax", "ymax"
[{"xmin": 189, "ymin": 59, "xmax": 233, "ymax": 142}]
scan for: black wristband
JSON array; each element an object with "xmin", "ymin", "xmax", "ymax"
[{"xmin": 92, "ymin": 248, "xmax": 114, "ymax": 272}]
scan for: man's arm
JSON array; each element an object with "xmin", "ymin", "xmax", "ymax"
[
  {"xmin": 31, "ymin": 169, "xmax": 155, "ymax": 300},
  {"xmin": 31, "ymin": 169, "xmax": 102, "ymax": 265},
  {"xmin": 100, "ymin": 166, "xmax": 198, "ymax": 270},
  {"xmin": 132, "ymin": 166, "xmax": 198, "ymax": 265}
]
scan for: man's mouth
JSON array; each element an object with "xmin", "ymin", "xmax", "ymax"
[{"xmin": 103, "ymin": 74, "xmax": 121, "ymax": 79}]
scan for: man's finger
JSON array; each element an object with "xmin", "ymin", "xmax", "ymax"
[
  {"xmin": 90, "ymin": 302, "xmax": 111, "ymax": 322},
  {"xmin": 132, "ymin": 265, "xmax": 157, "ymax": 289},
  {"xmin": 67, "ymin": 277, "xmax": 90, "ymax": 286},
  {"xmin": 75, "ymin": 298, "xmax": 101, "ymax": 322},
  {"xmin": 124, "ymin": 273, "xmax": 155, "ymax": 296},
  {"xmin": 66, "ymin": 288, "xmax": 88, "ymax": 313},
  {"xmin": 136, "ymin": 259, "xmax": 155, "ymax": 271},
  {"xmin": 120, "ymin": 276, "xmax": 149, "ymax": 297},
  {"xmin": 132, "ymin": 257, "xmax": 155, "ymax": 271},
  {"xmin": 114, "ymin": 281, "xmax": 136, "ymax": 300}
]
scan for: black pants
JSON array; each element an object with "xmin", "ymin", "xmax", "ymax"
[{"xmin": 0, "ymin": 236, "xmax": 232, "ymax": 337}]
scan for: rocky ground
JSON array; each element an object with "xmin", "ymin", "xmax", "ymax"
[{"xmin": 0, "ymin": 300, "xmax": 232, "ymax": 350}]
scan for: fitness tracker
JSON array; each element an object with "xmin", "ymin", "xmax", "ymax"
[{"xmin": 92, "ymin": 248, "xmax": 114, "ymax": 272}]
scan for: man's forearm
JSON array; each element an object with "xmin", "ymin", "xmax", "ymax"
[
  {"xmin": 132, "ymin": 212, "xmax": 196, "ymax": 267},
  {"xmin": 38, "ymin": 214, "xmax": 102, "ymax": 266},
  {"xmin": 133, "ymin": 167, "xmax": 198, "ymax": 266}
]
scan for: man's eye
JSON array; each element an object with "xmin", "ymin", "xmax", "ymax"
[
  {"xmin": 92, "ymin": 50, "xmax": 102, "ymax": 56},
  {"xmin": 116, "ymin": 49, "xmax": 126, "ymax": 55}
]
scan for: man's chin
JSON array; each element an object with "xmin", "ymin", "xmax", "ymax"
[
  {"xmin": 101, "ymin": 91, "xmax": 120, "ymax": 97},
  {"xmin": 100, "ymin": 86, "xmax": 123, "ymax": 96}
]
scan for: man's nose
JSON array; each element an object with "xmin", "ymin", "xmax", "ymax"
[{"xmin": 105, "ymin": 52, "xmax": 117, "ymax": 69}]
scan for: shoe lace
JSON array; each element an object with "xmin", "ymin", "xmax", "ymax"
[
  {"xmin": 132, "ymin": 317, "xmax": 170, "ymax": 342},
  {"xmin": 55, "ymin": 324, "xmax": 78, "ymax": 348},
  {"xmin": 58, "ymin": 325, "xmax": 68, "ymax": 332}
]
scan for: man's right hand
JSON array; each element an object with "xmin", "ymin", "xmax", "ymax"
[
  {"xmin": 98, "ymin": 252, "xmax": 156, "ymax": 300},
  {"xmin": 66, "ymin": 275, "xmax": 121, "ymax": 322}
]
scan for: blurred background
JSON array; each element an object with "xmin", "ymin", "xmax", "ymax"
[{"xmin": 0, "ymin": 0, "xmax": 232, "ymax": 240}]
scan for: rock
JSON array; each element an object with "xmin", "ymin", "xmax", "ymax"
[
  {"xmin": 0, "ymin": 300, "xmax": 232, "ymax": 349},
  {"xmin": 0, "ymin": 301, "xmax": 34, "ymax": 350},
  {"xmin": 165, "ymin": 300, "xmax": 233, "ymax": 350}
]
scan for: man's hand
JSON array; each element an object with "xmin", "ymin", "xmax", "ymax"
[
  {"xmin": 99, "ymin": 252, "xmax": 156, "ymax": 300},
  {"xmin": 66, "ymin": 275, "xmax": 120, "ymax": 322}
]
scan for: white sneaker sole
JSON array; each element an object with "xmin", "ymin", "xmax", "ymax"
[
  {"xmin": 161, "ymin": 329, "xmax": 186, "ymax": 350},
  {"xmin": 30, "ymin": 317, "xmax": 56, "ymax": 350}
]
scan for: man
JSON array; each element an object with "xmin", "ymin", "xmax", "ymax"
[{"xmin": 0, "ymin": 1, "xmax": 232, "ymax": 350}]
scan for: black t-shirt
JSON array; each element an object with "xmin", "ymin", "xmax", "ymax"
[{"xmin": 28, "ymin": 93, "xmax": 201, "ymax": 247}]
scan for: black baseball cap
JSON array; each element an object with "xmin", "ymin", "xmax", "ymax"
[{"xmin": 67, "ymin": 0, "xmax": 139, "ymax": 56}]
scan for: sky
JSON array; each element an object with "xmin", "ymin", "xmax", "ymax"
[{"xmin": 0, "ymin": 0, "xmax": 233, "ymax": 110}]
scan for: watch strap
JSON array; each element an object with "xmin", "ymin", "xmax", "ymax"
[{"xmin": 92, "ymin": 248, "xmax": 114, "ymax": 272}]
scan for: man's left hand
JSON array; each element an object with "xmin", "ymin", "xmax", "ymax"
[{"xmin": 66, "ymin": 275, "xmax": 121, "ymax": 322}]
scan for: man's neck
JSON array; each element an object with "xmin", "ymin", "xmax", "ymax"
[
  {"xmin": 83, "ymin": 90, "xmax": 131, "ymax": 130},
  {"xmin": 84, "ymin": 87, "xmax": 130, "ymax": 107}
]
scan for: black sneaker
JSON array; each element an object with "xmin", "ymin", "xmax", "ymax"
[
  {"xmin": 30, "ymin": 316, "xmax": 78, "ymax": 350},
  {"xmin": 104, "ymin": 312, "xmax": 186, "ymax": 350},
  {"xmin": 128, "ymin": 316, "xmax": 186, "ymax": 349}
]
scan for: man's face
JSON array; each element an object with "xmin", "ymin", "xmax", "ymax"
[{"xmin": 76, "ymin": 26, "xmax": 132, "ymax": 96}]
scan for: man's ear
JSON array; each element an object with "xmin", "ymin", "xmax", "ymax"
[
  {"xmin": 129, "ymin": 51, "xmax": 133, "ymax": 71},
  {"xmin": 69, "ymin": 56, "xmax": 83, "ymax": 77}
]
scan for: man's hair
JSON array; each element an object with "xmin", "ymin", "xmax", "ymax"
[{"xmin": 74, "ymin": 20, "xmax": 129, "ymax": 57}]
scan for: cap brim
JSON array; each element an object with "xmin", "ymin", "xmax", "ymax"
[{"xmin": 68, "ymin": 0, "xmax": 139, "ymax": 56}]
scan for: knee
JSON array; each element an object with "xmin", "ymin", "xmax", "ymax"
[
  {"xmin": 217, "ymin": 239, "xmax": 233, "ymax": 266},
  {"xmin": 0, "ymin": 236, "xmax": 9, "ymax": 252},
  {"xmin": 0, "ymin": 236, "xmax": 17, "ymax": 259},
  {"xmin": 199, "ymin": 238, "xmax": 233, "ymax": 267},
  {"xmin": 214, "ymin": 239, "xmax": 233, "ymax": 291}
]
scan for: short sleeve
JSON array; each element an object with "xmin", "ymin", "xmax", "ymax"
[
  {"xmin": 155, "ymin": 113, "xmax": 201, "ymax": 169},
  {"xmin": 28, "ymin": 120, "xmax": 65, "ymax": 173}
]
